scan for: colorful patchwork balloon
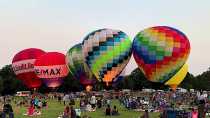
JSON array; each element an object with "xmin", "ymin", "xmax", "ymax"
[
  {"xmin": 133, "ymin": 26, "xmax": 190, "ymax": 83},
  {"xmin": 82, "ymin": 29, "xmax": 132, "ymax": 85},
  {"xmin": 66, "ymin": 43, "xmax": 96, "ymax": 86}
]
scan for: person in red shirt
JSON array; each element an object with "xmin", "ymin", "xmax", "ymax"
[
  {"xmin": 27, "ymin": 104, "xmax": 35, "ymax": 116},
  {"xmin": 191, "ymin": 108, "xmax": 198, "ymax": 118}
]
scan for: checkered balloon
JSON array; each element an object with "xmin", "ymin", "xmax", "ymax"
[
  {"xmin": 66, "ymin": 43, "xmax": 96, "ymax": 86},
  {"xmin": 82, "ymin": 29, "xmax": 132, "ymax": 85},
  {"xmin": 132, "ymin": 26, "xmax": 190, "ymax": 83}
]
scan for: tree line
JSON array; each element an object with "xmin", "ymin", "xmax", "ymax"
[{"xmin": 0, "ymin": 64, "xmax": 210, "ymax": 95}]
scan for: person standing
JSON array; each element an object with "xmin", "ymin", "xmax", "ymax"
[
  {"xmin": 198, "ymin": 93, "xmax": 206, "ymax": 118},
  {"xmin": 1, "ymin": 101, "xmax": 14, "ymax": 118},
  {"xmin": 71, "ymin": 105, "xmax": 76, "ymax": 118},
  {"xmin": 58, "ymin": 95, "xmax": 62, "ymax": 104},
  {"xmin": 112, "ymin": 105, "xmax": 119, "ymax": 116},
  {"xmin": 105, "ymin": 105, "xmax": 111, "ymax": 116},
  {"xmin": 97, "ymin": 98, "xmax": 102, "ymax": 109},
  {"xmin": 90, "ymin": 96, "xmax": 96, "ymax": 109}
]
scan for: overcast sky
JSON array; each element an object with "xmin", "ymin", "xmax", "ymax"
[{"xmin": 0, "ymin": 0, "xmax": 210, "ymax": 75}]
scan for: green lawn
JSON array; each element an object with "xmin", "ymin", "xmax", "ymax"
[{"xmin": 12, "ymin": 99, "xmax": 160, "ymax": 118}]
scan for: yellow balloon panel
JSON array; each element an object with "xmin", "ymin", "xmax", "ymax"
[{"xmin": 165, "ymin": 63, "xmax": 188, "ymax": 87}]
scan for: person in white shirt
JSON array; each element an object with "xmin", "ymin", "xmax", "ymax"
[{"xmin": 90, "ymin": 96, "xmax": 96, "ymax": 109}]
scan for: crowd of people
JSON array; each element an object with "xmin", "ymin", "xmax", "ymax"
[
  {"xmin": 0, "ymin": 89, "xmax": 210, "ymax": 118},
  {"xmin": 54, "ymin": 89, "xmax": 210, "ymax": 118},
  {"xmin": 56, "ymin": 92, "xmax": 120, "ymax": 118},
  {"xmin": 0, "ymin": 93, "xmax": 49, "ymax": 118},
  {"xmin": 118, "ymin": 90, "xmax": 210, "ymax": 118}
]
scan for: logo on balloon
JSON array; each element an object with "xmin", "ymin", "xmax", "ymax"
[
  {"xmin": 12, "ymin": 48, "xmax": 46, "ymax": 89},
  {"xmin": 12, "ymin": 59, "xmax": 35, "ymax": 74},
  {"xmin": 34, "ymin": 52, "xmax": 69, "ymax": 88},
  {"xmin": 35, "ymin": 65, "xmax": 68, "ymax": 78}
]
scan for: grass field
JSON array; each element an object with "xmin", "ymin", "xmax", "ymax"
[{"xmin": 12, "ymin": 99, "xmax": 160, "ymax": 118}]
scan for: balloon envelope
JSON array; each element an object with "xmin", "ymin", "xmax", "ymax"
[
  {"xmin": 133, "ymin": 26, "xmax": 190, "ymax": 83},
  {"xmin": 34, "ymin": 52, "xmax": 69, "ymax": 88},
  {"xmin": 12, "ymin": 48, "xmax": 45, "ymax": 89},
  {"xmin": 66, "ymin": 44, "xmax": 96, "ymax": 86},
  {"xmin": 113, "ymin": 69, "xmax": 125, "ymax": 83},
  {"xmin": 82, "ymin": 29, "xmax": 132, "ymax": 85}
]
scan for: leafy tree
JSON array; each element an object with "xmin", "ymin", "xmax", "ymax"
[
  {"xmin": 58, "ymin": 73, "xmax": 81, "ymax": 92},
  {"xmin": 193, "ymin": 68, "xmax": 210, "ymax": 90},
  {"xmin": 0, "ymin": 65, "xmax": 27, "ymax": 95},
  {"xmin": 1, "ymin": 64, "xmax": 210, "ymax": 94},
  {"xmin": 179, "ymin": 72, "xmax": 194, "ymax": 89},
  {"xmin": 0, "ymin": 76, "xmax": 3, "ymax": 94}
]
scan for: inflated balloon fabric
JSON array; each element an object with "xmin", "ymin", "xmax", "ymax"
[
  {"xmin": 34, "ymin": 52, "xmax": 69, "ymax": 88},
  {"xmin": 12, "ymin": 48, "xmax": 45, "ymax": 89},
  {"xmin": 133, "ymin": 26, "xmax": 190, "ymax": 83},
  {"xmin": 82, "ymin": 29, "xmax": 132, "ymax": 83},
  {"xmin": 66, "ymin": 44, "xmax": 96, "ymax": 86}
]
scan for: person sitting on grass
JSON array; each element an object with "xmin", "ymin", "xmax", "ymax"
[
  {"xmin": 140, "ymin": 110, "xmax": 149, "ymax": 118},
  {"xmin": 112, "ymin": 105, "xmax": 119, "ymax": 116},
  {"xmin": 75, "ymin": 108, "xmax": 81, "ymax": 118},
  {"xmin": 37, "ymin": 100, "xmax": 42, "ymax": 114},
  {"xmin": 24, "ymin": 102, "xmax": 42, "ymax": 116},
  {"xmin": 86, "ymin": 103, "xmax": 95, "ymax": 112},
  {"xmin": 27, "ymin": 104, "xmax": 35, "ymax": 116},
  {"xmin": 105, "ymin": 105, "xmax": 111, "ymax": 116},
  {"xmin": 63, "ymin": 105, "xmax": 71, "ymax": 118}
]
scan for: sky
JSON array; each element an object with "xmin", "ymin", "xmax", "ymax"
[{"xmin": 0, "ymin": 0, "xmax": 210, "ymax": 75}]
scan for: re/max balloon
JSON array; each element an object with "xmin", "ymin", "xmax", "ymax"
[
  {"xmin": 82, "ymin": 29, "xmax": 132, "ymax": 85},
  {"xmin": 133, "ymin": 26, "xmax": 190, "ymax": 83},
  {"xmin": 12, "ymin": 48, "xmax": 45, "ymax": 89},
  {"xmin": 66, "ymin": 43, "xmax": 96, "ymax": 86},
  {"xmin": 34, "ymin": 52, "xmax": 69, "ymax": 88}
]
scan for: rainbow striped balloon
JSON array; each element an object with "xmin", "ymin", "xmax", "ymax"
[
  {"xmin": 133, "ymin": 26, "xmax": 190, "ymax": 83},
  {"xmin": 82, "ymin": 29, "xmax": 132, "ymax": 85}
]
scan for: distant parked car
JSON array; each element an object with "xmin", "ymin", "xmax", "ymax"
[{"xmin": 15, "ymin": 91, "xmax": 31, "ymax": 97}]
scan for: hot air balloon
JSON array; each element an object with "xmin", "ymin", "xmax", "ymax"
[
  {"xmin": 34, "ymin": 52, "xmax": 69, "ymax": 88},
  {"xmin": 82, "ymin": 29, "xmax": 132, "ymax": 86},
  {"xmin": 12, "ymin": 48, "xmax": 45, "ymax": 89},
  {"xmin": 132, "ymin": 26, "xmax": 190, "ymax": 88},
  {"xmin": 66, "ymin": 44, "xmax": 96, "ymax": 90}
]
